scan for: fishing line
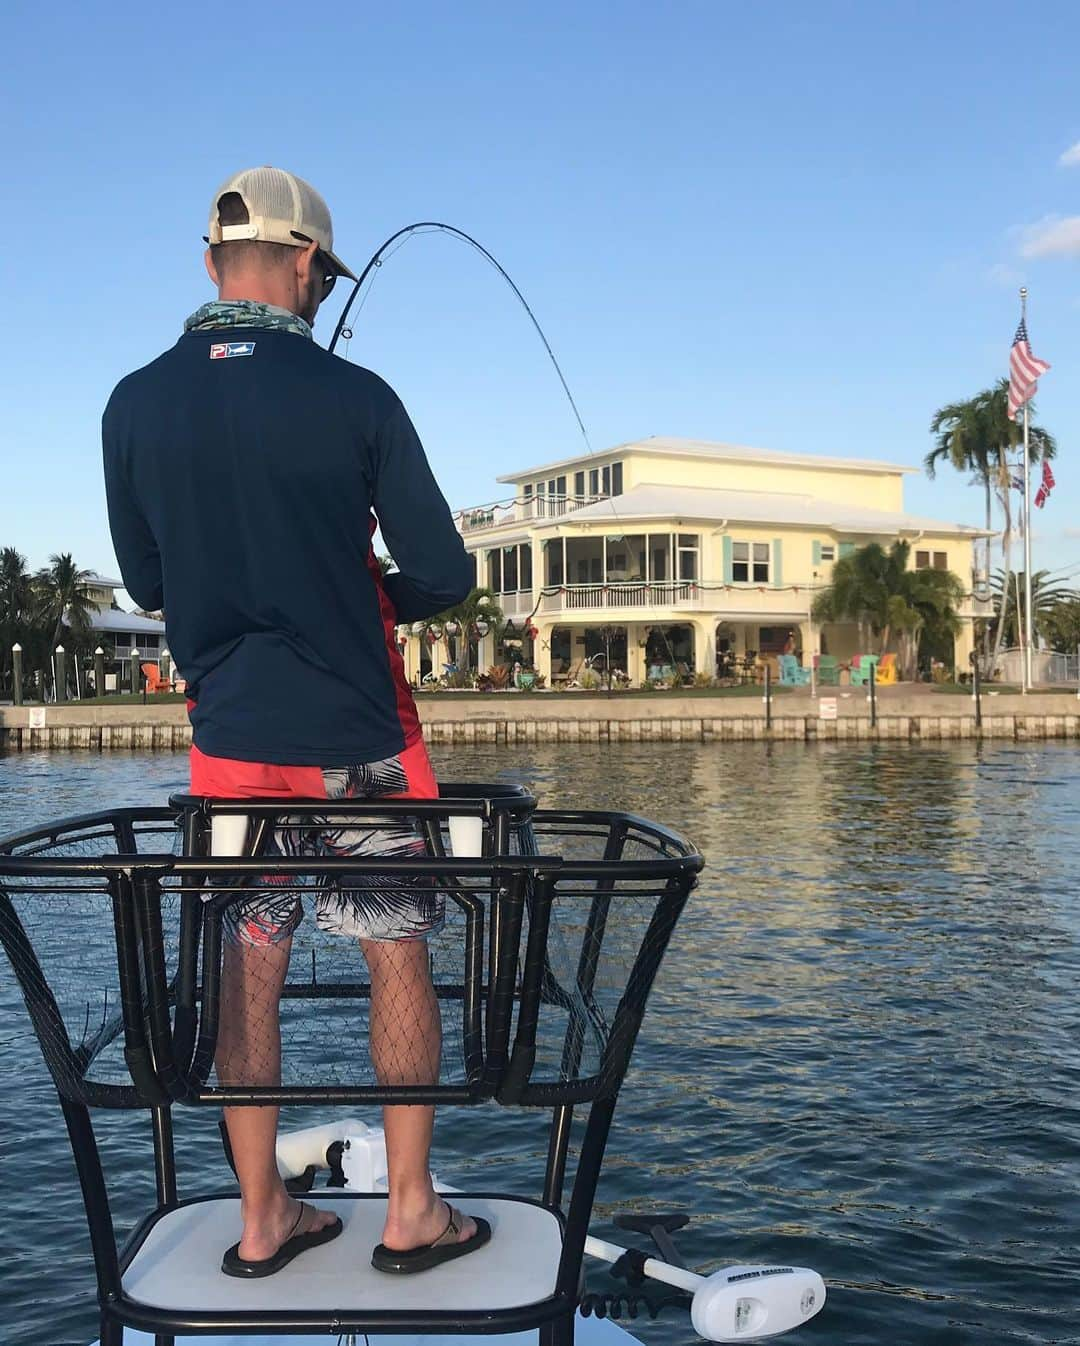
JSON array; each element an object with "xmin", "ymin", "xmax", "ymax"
[
  {"xmin": 329, "ymin": 221, "xmax": 652, "ymax": 677},
  {"xmin": 328, "ymin": 222, "xmax": 591, "ymax": 454}
]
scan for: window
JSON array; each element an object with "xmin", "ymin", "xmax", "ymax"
[
  {"xmin": 612, "ymin": 462, "xmax": 623, "ymax": 496},
  {"xmin": 523, "ymin": 484, "xmax": 533, "ymax": 498},
  {"xmin": 556, "ymin": 475, "xmax": 567, "ymax": 497},
  {"xmin": 489, "ymin": 550, "xmax": 502, "ymax": 592},
  {"xmin": 589, "ymin": 468, "xmax": 599, "ymax": 496},
  {"xmin": 521, "ymin": 545, "xmax": 533, "ymax": 590},
  {"xmin": 914, "ymin": 550, "xmax": 947, "ymax": 570},
  {"xmin": 933, "ymin": 551, "xmax": 947, "ymax": 570},
  {"xmin": 915, "ymin": 550, "xmax": 929, "ymax": 569},
  {"xmin": 820, "ymin": 543, "xmax": 835, "ymax": 562},
  {"xmin": 574, "ymin": 470, "xmax": 585, "ymax": 498},
  {"xmin": 503, "ymin": 546, "xmax": 518, "ymax": 592},
  {"xmin": 732, "ymin": 541, "xmax": 769, "ymax": 583},
  {"xmin": 677, "ymin": 533, "xmax": 699, "ymax": 582},
  {"xmin": 602, "ymin": 465, "xmax": 611, "ymax": 496}
]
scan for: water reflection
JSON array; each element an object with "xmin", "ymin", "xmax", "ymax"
[{"xmin": 0, "ymin": 744, "xmax": 1079, "ymax": 1345}]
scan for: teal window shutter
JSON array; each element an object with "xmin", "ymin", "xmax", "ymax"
[
  {"xmin": 722, "ymin": 535, "xmax": 733, "ymax": 583},
  {"xmin": 772, "ymin": 539, "xmax": 782, "ymax": 586},
  {"xmin": 812, "ymin": 539, "xmax": 822, "ymax": 566},
  {"xmin": 839, "ymin": 541, "xmax": 855, "ymax": 558}
]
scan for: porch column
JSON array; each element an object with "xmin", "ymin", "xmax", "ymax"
[
  {"xmin": 627, "ymin": 623, "xmax": 646, "ymax": 685},
  {"xmin": 690, "ymin": 619, "xmax": 715, "ymax": 677},
  {"xmin": 535, "ymin": 621, "xmax": 555, "ymax": 683},
  {"xmin": 799, "ymin": 620, "xmax": 820, "ymax": 660},
  {"xmin": 953, "ymin": 615, "xmax": 975, "ymax": 677},
  {"xmin": 401, "ymin": 634, "xmax": 420, "ymax": 684}
]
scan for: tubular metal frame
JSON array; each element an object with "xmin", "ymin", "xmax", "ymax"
[{"xmin": 0, "ymin": 791, "xmax": 702, "ymax": 1346}]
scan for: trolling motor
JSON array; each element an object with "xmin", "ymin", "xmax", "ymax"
[
  {"xmin": 268, "ymin": 1124, "xmax": 826, "ymax": 1343},
  {"xmin": 584, "ymin": 1212, "xmax": 825, "ymax": 1341}
]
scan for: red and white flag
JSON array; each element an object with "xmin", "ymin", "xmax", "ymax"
[
  {"xmin": 1034, "ymin": 458, "xmax": 1056, "ymax": 509},
  {"xmin": 1008, "ymin": 317, "xmax": 1050, "ymax": 421}
]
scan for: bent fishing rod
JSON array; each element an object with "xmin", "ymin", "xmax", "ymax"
[{"xmin": 326, "ymin": 221, "xmax": 591, "ymax": 452}]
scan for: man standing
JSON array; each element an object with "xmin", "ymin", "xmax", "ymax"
[{"xmin": 103, "ymin": 167, "xmax": 487, "ymax": 1277}]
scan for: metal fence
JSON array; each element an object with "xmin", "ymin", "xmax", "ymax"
[{"xmin": 988, "ymin": 648, "xmax": 1080, "ymax": 685}]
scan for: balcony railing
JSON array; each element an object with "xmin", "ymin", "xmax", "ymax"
[
  {"xmin": 539, "ymin": 582, "xmax": 704, "ymax": 614},
  {"xmin": 457, "ymin": 494, "xmax": 606, "ymax": 533}
]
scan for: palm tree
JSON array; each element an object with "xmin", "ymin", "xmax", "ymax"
[
  {"xmin": 813, "ymin": 540, "xmax": 964, "ymax": 678},
  {"xmin": 0, "ymin": 547, "xmax": 34, "ymax": 696},
  {"xmin": 1042, "ymin": 596, "xmax": 1080, "ymax": 654},
  {"xmin": 927, "ymin": 379, "xmax": 1056, "ymax": 670},
  {"xmin": 33, "ymin": 554, "xmax": 95, "ymax": 692},
  {"xmin": 990, "ymin": 569, "xmax": 1077, "ymax": 648},
  {"xmin": 429, "ymin": 588, "xmax": 505, "ymax": 670}
]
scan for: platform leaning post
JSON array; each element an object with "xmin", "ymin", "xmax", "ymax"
[{"xmin": 11, "ymin": 642, "xmax": 22, "ymax": 706}]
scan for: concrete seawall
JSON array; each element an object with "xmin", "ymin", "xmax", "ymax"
[{"xmin": 2, "ymin": 692, "xmax": 1079, "ymax": 749}]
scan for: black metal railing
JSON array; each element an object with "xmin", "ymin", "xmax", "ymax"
[{"xmin": 0, "ymin": 788, "xmax": 702, "ymax": 1346}]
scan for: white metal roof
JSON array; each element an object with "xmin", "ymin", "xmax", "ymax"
[
  {"xmin": 84, "ymin": 572, "xmax": 124, "ymax": 588},
  {"xmin": 89, "ymin": 609, "xmax": 167, "ymax": 634},
  {"xmin": 546, "ymin": 482, "xmax": 989, "ymax": 537},
  {"xmin": 496, "ymin": 436, "xmax": 917, "ymax": 484}
]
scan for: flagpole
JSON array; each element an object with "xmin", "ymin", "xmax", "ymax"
[{"xmin": 1020, "ymin": 287, "xmax": 1033, "ymax": 695}]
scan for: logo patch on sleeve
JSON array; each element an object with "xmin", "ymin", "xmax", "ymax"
[{"xmin": 210, "ymin": 342, "xmax": 256, "ymax": 359}]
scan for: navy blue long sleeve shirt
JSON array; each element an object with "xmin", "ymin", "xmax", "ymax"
[{"xmin": 102, "ymin": 327, "xmax": 473, "ymax": 765}]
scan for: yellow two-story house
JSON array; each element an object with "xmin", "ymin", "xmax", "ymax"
[{"xmin": 400, "ymin": 437, "xmax": 989, "ymax": 685}]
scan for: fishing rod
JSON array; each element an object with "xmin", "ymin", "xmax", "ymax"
[{"xmin": 327, "ymin": 221, "xmax": 590, "ymax": 452}]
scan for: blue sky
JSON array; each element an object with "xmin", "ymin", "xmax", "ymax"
[{"xmin": 4, "ymin": 0, "xmax": 1080, "ymax": 591}]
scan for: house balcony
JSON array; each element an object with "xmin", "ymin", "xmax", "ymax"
[
  {"xmin": 539, "ymin": 582, "xmax": 705, "ymax": 615},
  {"xmin": 496, "ymin": 590, "xmax": 536, "ymax": 618},
  {"xmin": 457, "ymin": 494, "xmax": 602, "ymax": 534},
  {"xmin": 537, "ymin": 582, "xmax": 814, "ymax": 621}
]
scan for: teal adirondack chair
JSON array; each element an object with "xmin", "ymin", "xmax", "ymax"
[
  {"xmin": 848, "ymin": 654, "xmax": 880, "ymax": 686},
  {"xmin": 778, "ymin": 654, "xmax": 811, "ymax": 686},
  {"xmin": 814, "ymin": 654, "xmax": 840, "ymax": 686}
]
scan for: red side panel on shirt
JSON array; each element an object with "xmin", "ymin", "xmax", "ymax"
[{"xmin": 365, "ymin": 518, "xmax": 421, "ymax": 746}]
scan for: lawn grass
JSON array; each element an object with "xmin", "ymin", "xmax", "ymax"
[
  {"xmin": 929, "ymin": 682, "xmax": 1072, "ymax": 696},
  {"xmin": 60, "ymin": 692, "xmax": 187, "ymax": 706},
  {"xmin": 415, "ymin": 683, "xmax": 790, "ymax": 699}
]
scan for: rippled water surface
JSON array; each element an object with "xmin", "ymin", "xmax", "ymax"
[{"xmin": 1, "ymin": 744, "xmax": 1079, "ymax": 1345}]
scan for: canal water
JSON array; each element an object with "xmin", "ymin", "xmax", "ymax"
[{"xmin": 1, "ymin": 743, "xmax": 1078, "ymax": 1345}]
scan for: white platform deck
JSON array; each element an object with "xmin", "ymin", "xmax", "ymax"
[
  {"xmin": 122, "ymin": 1193, "xmax": 561, "ymax": 1315},
  {"xmin": 94, "ymin": 1321, "xmax": 635, "ymax": 1346}
]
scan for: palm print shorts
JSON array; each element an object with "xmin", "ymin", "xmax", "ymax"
[{"xmin": 190, "ymin": 739, "xmax": 443, "ymax": 947}]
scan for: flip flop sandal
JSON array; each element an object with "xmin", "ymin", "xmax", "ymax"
[
  {"xmin": 222, "ymin": 1201, "xmax": 343, "ymax": 1278},
  {"xmin": 371, "ymin": 1204, "xmax": 491, "ymax": 1275}
]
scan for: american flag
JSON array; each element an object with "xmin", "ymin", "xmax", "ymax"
[
  {"xmin": 1007, "ymin": 317, "xmax": 1050, "ymax": 421},
  {"xmin": 1034, "ymin": 458, "xmax": 1056, "ymax": 509}
]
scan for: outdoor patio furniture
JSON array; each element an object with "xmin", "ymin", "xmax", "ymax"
[
  {"xmin": 778, "ymin": 653, "xmax": 811, "ymax": 685},
  {"xmin": 140, "ymin": 662, "xmax": 170, "ymax": 694},
  {"xmin": 848, "ymin": 654, "xmax": 880, "ymax": 686},
  {"xmin": 814, "ymin": 654, "xmax": 840, "ymax": 686},
  {"xmin": 756, "ymin": 654, "xmax": 779, "ymax": 684}
]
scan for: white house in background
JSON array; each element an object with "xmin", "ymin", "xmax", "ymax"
[
  {"xmin": 397, "ymin": 437, "xmax": 991, "ymax": 685},
  {"xmin": 85, "ymin": 574, "xmax": 167, "ymax": 661}
]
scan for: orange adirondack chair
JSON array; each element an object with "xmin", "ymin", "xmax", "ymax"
[{"xmin": 141, "ymin": 662, "xmax": 170, "ymax": 694}]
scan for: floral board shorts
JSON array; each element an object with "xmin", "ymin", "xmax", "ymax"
[{"xmin": 190, "ymin": 739, "xmax": 443, "ymax": 947}]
